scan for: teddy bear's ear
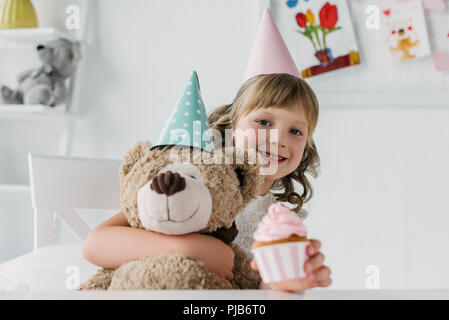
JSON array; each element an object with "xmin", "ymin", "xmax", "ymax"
[
  {"xmin": 70, "ymin": 41, "xmax": 82, "ymax": 62},
  {"xmin": 120, "ymin": 141, "xmax": 152, "ymax": 180}
]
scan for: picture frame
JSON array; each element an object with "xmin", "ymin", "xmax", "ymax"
[{"xmin": 267, "ymin": 0, "xmax": 361, "ymax": 78}]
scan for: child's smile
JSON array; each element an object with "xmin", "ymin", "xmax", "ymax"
[{"xmin": 257, "ymin": 150, "xmax": 288, "ymax": 164}]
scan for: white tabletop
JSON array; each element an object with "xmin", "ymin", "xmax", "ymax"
[{"xmin": 1, "ymin": 289, "xmax": 449, "ymax": 300}]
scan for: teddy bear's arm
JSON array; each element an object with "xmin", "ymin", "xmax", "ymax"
[
  {"xmin": 120, "ymin": 141, "xmax": 152, "ymax": 183},
  {"xmin": 230, "ymin": 243, "xmax": 261, "ymax": 289},
  {"xmin": 389, "ymin": 44, "xmax": 400, "ymax": 51},
  {"xmin": 52, "ymin": 80, "xmax": 67, "ymax": 105}
]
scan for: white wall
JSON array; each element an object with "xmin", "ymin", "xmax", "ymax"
[
  {"xmin": 290, "ymin": 0, "xmax": 449, "ymax": 290},
  {"xmin": 73, "ymin": 0, "xmax": 261, "ymax": 160},
  {"xmin": 308, "ymin": 105, "xmax": 449, "ymax": 289},
  {"xmin": 1, "ymin": 0, "xmax": 449, "ymax": 289}
]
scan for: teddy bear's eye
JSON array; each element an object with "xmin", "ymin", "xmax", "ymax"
[
  {"xmin": 187, "ymin": 175, "xmax": 196, "ymax": 179},
  {"xmin": 234, "ymin": 167, "xmax": 245, "ymax": 187}
]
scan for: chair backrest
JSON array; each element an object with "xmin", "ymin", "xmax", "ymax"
[{"xmin": 28, "ymin": 153, "xmax": 122, "ymax": 250}]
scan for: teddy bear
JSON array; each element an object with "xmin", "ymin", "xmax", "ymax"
[
  {"xmin": 389, "ymin": 18, "xmax": 420, "ymax": 60},
  {"xmin": 80, "ymin": 141, "xmax": 264, "ymax": 290},
  {"xmin": 0, "ymin": 38, "xmax": 81, "ymax": 106}
]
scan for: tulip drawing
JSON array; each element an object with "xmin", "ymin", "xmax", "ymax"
[
  {"xmin": 295, "ymin": 2, "xmax": 341, "ymax": 52},
  {"xmin": 306, "ymin": 9, "xmax": 315, "ymax": 24},
  {"xmin": 319, "ymin": 2, "xmax": 340, "ymax": 48},
  {"xmin": 295, "ymin": 12, "xmax": 307, "ymax": 28}
]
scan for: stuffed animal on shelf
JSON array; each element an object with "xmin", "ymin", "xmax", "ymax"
[
  {"xmin": 79, "ymin": 142, "xmax": 264, "ymax": 290},
  {"xmin": 0, "ymin": 38, "xmax": 81, "ymax": 107}
]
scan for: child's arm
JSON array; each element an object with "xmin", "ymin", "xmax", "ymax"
[{"xmin": 82, "ymin": 211, "xmax": 235, "ymax": 281}]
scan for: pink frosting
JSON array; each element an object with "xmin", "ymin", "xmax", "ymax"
[{"xmin": 253, "ymin": 202, "xmax": 307, "ymax": 242}]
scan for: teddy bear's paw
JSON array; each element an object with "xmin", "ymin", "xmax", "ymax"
[
  {"xmin": 78, "ymin": 268, "xmax": 116, "ymax": 291},
  {"xmin": 0, "ymin": 86, "xmax": 11, "ymax": 102},
  {"xmin": 229, "ymin": 243, "xmax": 262, "ymax": 289},
  {"xmin": 0, "ymin": 86, "xmax": 22, "ymax": 104},
  {"xmin": 108, "ymin": 254, "xmax": 232, "ymax": 290}
]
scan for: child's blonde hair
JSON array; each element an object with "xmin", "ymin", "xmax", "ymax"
[{"xmin": 207, "ymin": 73, "xmax": 320, "ymax": 214}]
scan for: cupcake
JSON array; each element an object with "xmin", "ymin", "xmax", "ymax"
[{"xmin": 251, "ymin": 202, "xmax": 309, "ymax": 283}]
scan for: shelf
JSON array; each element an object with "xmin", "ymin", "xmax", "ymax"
[
  {"xmin": 0, "ymin": 184, "xmax": 30, "ymax": 192},
  {"xmin": 0, "ymin": 104, "xmax": 76, "ymax": 119},
  {"xmin": 0, "ymin": 28, "xmax": 78, "ymax": 50},
  {"xmin": 0, "ymin": 28, "xmax": 76, "ymax": 44},
  {"xmin": 318, "ymin": 93, "xmax": 449, "ymax": 107}
]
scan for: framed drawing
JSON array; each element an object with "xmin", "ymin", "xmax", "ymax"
[
  {"xmin": 270, "ymin": 0, "xmax": 361, "ymax": 78},
  {"xmin": 382, "ymin": 0, "xmax": 431, "ymax": 62}
]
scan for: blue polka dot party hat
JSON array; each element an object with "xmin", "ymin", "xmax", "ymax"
[{"xmin": 150, "ymin": 71, "xmax": 214, "ymax": 152}]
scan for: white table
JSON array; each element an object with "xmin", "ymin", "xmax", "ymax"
[{"xmin": 1, "ymin": 289, "xmax": 449, "ymax": 300}]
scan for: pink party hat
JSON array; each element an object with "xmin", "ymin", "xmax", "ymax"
[{"xmin": 243, "ymin": 8, "xmax": 301, "ymax": 83}]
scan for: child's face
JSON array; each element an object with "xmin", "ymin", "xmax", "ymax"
[{"xmin": 233, "ymin": 105, "xmax": 308, "ymax": 180}]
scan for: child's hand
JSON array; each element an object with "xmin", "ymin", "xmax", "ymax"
[{"xmin": 251, "ymin": 239, "xmax": 331, "ymax": 291}]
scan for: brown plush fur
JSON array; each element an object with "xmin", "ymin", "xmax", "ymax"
[
  {"xmin": 80, "ymin": 141, "xmax": 263, "ymax": 290},
  {"xmin": 230, "ymin": 243, "xmax": 261, "ymax": 289},
  {"xmin": 79, "ymin": 268, "xmax": 115, "ymax": 290},
  {"xmin": 109, "ymin": 255, "xmax": 232, "ymax": 290}
]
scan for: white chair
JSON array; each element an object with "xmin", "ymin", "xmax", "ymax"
[{"xmin": 27, "ymin": 153, "xmax": 122, "ymax": 250}]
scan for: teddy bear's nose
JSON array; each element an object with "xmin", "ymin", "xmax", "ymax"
[
  {"xmin": 37, "ymin": 45, "xmax": 45, "ymax": 51},
  {"xmin": 150, "ymin": 170, "xmax": 186, "ymax": 196}
]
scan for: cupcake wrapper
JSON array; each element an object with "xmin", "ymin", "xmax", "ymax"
[{"xmin": 252, "ymin": 241, "xmax": 309, "ymax": 284}]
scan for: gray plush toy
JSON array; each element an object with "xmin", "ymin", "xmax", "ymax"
[{"xmin": 0, "ymin": 38, "xmax": 81, "ymax": 107}]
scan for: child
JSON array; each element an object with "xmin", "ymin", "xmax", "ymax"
[
  {"xmin": 208, "ymin": 72, "xmax": 331, "ymax": 291},
  {"xmin": 208, "ymin": 7, "xmax": 331, "ymax": 290}
]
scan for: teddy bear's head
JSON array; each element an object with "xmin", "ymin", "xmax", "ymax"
[
  {"xmin": 388, "ymin": 18, "xmax": 417, "ymax": 41},
  {"xmin": 119, "ymin": 141, "xmax": 263, "ymax": 236},
  {"xmin": 36, "ymin": 38, "xmax": 81, "ymax": 78}
]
